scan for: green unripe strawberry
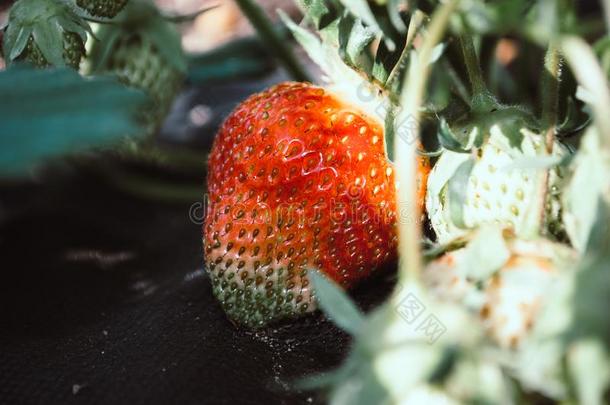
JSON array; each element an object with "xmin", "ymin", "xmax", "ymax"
[
  {"xmin": 100, "ymin": 34, "xmax": 183, "ymax": 132},
  {"xmin": 19, "ymin": 32, "xmax": 85, "ymax": 69},
  {"xmin": 427, "ymin": 108, "xmax": 568, "ymax": 245},
  {"xmin": 88, "ymin": 0, "xmax": 186, "ymax": 134},
  {"xmin": 2, "ymin": 0, "xmax": 89, "ymax": 69},
  {"xmin": 76, "ymin": 0, "xmax": 129, "ymax": 18}
]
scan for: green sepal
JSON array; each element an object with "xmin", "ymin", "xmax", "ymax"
[
  {"xmin": 8, "ymin": 26, "xmax": 32, "ymax": 60},
  {"xmin": 87, "ymin": 28, "xmax": 121, "ymax": 72},
  {"xmin": 338, "ymin": 0, "xmax": 395, "ymax": 51},
  {"xmin": 56, "ymin": 14, "xmax": 91, "ymax": 44},
  {"xmin": 338, "ymin": 12, "xmax": 376, "ymax": 66},
  {"xmin": 371, "ymin": 40, "xmax": 396, "ymax": 83},
  {"xmin": 297, "ymin": 0, "xmax": 334, "ymax": 29},
  {"xmin": 438, "ymin": 117, "xmax": 470, "ymax": 153},
  {"xmin": 309, "ymin": 270, "xmax": 365, "ymax": 335},
  {"xmin": 450, "ymin": 105, "xmax": 540, "ymax": 151},
  {"xmin": 447, "ymin": 157, "xmax": 475, "ymax": 229},
  {"xmin": 33, "ymin": 20, "xmax": 65, "ymax": 67},
  {"xmin": 3, "ymin": 0, "xmax": 89, "ymax": 67},
  {"xmin": 383, "ymin": 103, "xmax": 397, "ymax": 162},
  {"xmin": 557, "ymin": 97, "xmax": 591, "ymax": 136}
]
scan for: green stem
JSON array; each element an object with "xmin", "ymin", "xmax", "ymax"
[
  {"xmin": 234, "ymin": 0, "xmax": 310, "ymax": 82},
  {"xmin": 442, "ymin": 58, "xmax": 471, "ymax": 105},
  {"xmin": 459, "ymin": 34, "xmax": 492, "ymax": 109},
  {"xmin": 395, "ymin": 0, "xmax": 460, "ymax": 284},
  {"xmin": 536, "ymin": 42, "xmax": 562, "ymax": 236},
  {"xmin": 541, "ymin": 41, "xmax": 561, "ymax": 150}
]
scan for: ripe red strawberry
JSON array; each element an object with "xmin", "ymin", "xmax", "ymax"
[{"xmin": 204, "ymin": 81, "xmax": 430, "ymax": 327}]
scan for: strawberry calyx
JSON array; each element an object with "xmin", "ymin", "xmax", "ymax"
[
  {"xmin": 439, "ymin": 104, "xmax": 541, "ymax": 153},
  {"xmin": 2, "ymin": 0, "xmax": 91, "ymax": 68},
  {"xmin": 87, "ymin": 0, "xmax": 186, "ymax": 135}
]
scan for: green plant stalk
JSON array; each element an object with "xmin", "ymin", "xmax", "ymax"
[
  {"xmin": 541, "ymin": 42, "xmax": 561, "ymax": 135},
  {"xmin": 234, "ymin": 0, "xmax": 310, "ymax": 82},
  {"xmin": 459, "ymin": 35, "xmax": 486, "ymax": 97},
  {"xmin": 394, "ymin": 0, "xmax": 459, "ymax": 284},
  {"xmin": 536, "ymin": 41, "xmax": 562, "ymax": 236}
]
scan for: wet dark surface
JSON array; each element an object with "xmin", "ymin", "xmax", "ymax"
[{"xmin": 0, "ymin": 73, "xmax": 396, "ymax": 405}]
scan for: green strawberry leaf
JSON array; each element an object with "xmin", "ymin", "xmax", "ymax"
[
  {"xmin": 447, "ymin": 157, "xmax": 475, "ymax": 229},
  {"xmin": 0, "ymin": 66, "xmax": 149, "ymax": 177},
  {"xmin": 309, "ymin": 270, "xmax": 364, "ymax": 335}
]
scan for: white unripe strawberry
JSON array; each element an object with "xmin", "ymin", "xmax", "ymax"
[
  {"xmin": 427, "ymin": 125, "xmax": 567, "ymax": 245},
  {"xmin": 424, "ymin": 236, "xmax": 575, "ymax": 349}
]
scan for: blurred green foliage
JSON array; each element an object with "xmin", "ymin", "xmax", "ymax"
[{"xmin": 0, "ymin": 66, "xmax": 149, "ymax": 177}]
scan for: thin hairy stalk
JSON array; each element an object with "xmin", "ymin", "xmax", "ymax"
[
  {"xmin": 459, "ymin": 33, "xmax": 490, "ymax": 108},
  {"xmin": 395, "ymin": 0, "xmax": 459, "ymax": 284},
  {"xmin": 537, "ymin": 41, "xmax": 562, "ymax": 236}
]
